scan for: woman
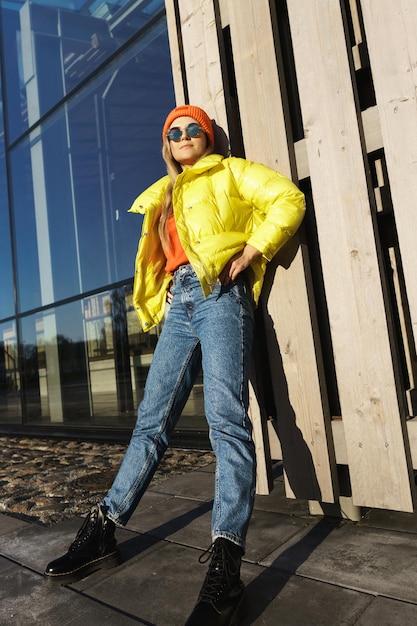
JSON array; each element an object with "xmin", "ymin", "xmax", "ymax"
[{"xmin": 44, "ymin": 105, "xmax": 305, "ymax": 626}]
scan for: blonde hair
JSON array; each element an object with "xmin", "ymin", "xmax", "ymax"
[{"xmin": 158, "ymin": 135, "xmax": 214, "ymax": 251}]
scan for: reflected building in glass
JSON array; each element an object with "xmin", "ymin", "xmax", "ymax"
[{"xmin": 0, "ymin": 0, "xmax": 205, "ymax": 441}]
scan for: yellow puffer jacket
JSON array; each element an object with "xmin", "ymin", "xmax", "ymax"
[{"xmin": 129, "ymin": 154, "xmax": 305, "ymax": 331}]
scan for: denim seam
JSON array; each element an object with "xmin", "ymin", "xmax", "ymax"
[{"xmin": 213, "ymin": 289, "xmax": 247, "ymax": 537}]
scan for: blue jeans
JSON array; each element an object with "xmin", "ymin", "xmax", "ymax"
[{"xmin": 102, "ymin": 264, "xmax": 256, "ymax": 548}]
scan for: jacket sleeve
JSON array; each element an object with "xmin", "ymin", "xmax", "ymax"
[
  {"xmin": 127, "ymin": 175, "xmax": 171, "ymax": 331},
  {"xmin": 128, "ymin": 175, "xmax": 170, "ymax": 214},
  {"xmin": 230, "ymin": 158, "xmax": 305, "ymax": 261}
]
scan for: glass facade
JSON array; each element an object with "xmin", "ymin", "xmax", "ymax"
[{"xmin": 0, "ymin": 0, "xmax": 205, "ymax": 437}]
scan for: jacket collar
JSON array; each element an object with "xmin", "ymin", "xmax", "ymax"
[
  {"xmin": 180, "ymin": 153, "xmax": 224, "ymax": 175},
  {"xmin": 129, "ymin": 154, "xmax": 225, "ymax": 215}
]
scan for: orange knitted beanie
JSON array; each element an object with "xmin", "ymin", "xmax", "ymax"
[{"xmin": 162, "ymin": 105, "xmax": 214, "ymax": 146}]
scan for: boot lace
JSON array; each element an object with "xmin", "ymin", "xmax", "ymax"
[
  {"xmin": 197, "ymin": 539, "xmax": 241, "ymax": 606},
  {"xmin": 69, "ymin": 505, "xmax": 100, "ymax": 552}
]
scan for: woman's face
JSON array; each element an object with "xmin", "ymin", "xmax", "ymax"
[{"xmin": 167, "ymin": 116, "xmax": 209, "ymax": 168}]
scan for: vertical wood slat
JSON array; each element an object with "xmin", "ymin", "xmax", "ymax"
[
  {"xmin": 360, "ymin": 0, "xmax": 417, "ymax": 371},
  {"xmin": 227, "ymin": 1, "xmax": 290, "ymax": 171},
  {"xmin": 287, "ymin": 0, "xmax": 414, "ymax": 511},
  {"xmin": 165, "ymin": 0, "xmax": 186, "ymax": 102},
  {"xmin": 227, "ymin": 0, "xmax": 337, "ymax": 503},
  {"xmin": 248, "ymin": 381, "xmax": 273, "ymax": 495},
  {"xmin": 174, "ymin": 0, "xmax": 227, "ymax": 128}
]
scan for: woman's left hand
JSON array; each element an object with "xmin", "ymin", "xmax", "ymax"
[{"xmin": 219, "ymin": 245, "xmax": 261, "ymax": 285}]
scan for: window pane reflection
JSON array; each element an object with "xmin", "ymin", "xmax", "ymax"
[
  {"xmin": 0, "ymin": 72, "xmax": 15, "ymax": 320},
  {"xmin": 11, "ymin": 19, "xmax": 174, "ymax": 312},
  {"xmin": 19, "ymin": 287, "xmax": 159, "ymax": 426},
  {"xmin": 21, "ymin": 301, "xmax": 88, "ymax": 423},
  {"xmin": 18, "ymin": 287, "xmax": 205, "ymax": 429},
  {"xmin": 1, "ymin": 0, "xmax": 166, "ymax": 142},
  {"xmin": 0, "ymin": 321, "xmax": 21, "ymax": 423},
  {"xmin": 1, "ymin": 5, "xmax": 207, "ymax": 436}
]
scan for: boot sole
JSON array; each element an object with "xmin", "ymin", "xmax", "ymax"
[{"xmin": 43, "ymin": 549, "xmax": 120, "ymax": 585}]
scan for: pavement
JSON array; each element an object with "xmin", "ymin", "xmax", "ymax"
[{"xmin": 2, "ymin": 460, "xmax": 417, "ymax": 625}]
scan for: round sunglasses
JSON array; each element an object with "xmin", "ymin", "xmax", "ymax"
[{"xmin": 166, "ymin": 122, "xmax": 204, "ymax": 142}]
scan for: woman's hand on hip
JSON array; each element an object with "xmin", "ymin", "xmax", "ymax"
[{"xmin": 219, "ymin": 245, "xmax": 261, "ymax": 285}]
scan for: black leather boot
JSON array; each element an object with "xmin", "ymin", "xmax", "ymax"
[
  {"xmin": 185, "ymin": 538, "xmax": 245, "ymax": 626},
  {"xmin": 44, "ymin": 504, "xmax": 119, "ymax": 584}
]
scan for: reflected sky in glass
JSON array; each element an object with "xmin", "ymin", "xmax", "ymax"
[
  {"xmin": 9, "ymin": 16, "xmax": 174, "ymax": 312},
  {"xmin": 1, "ymin": 0, "xmax": 166, "ymax": 142},
  {"xmin": 0, "ymin": 71, "xmax": 15, "ymax": 320}
]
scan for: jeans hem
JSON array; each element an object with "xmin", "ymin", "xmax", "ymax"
[
  {"xmin": 100, "ymin": 503, "xmax": 125, "ymax": 528},
  {"xmin": 212, "ymin": 531, "xmax": 245, "ymax": 550}
]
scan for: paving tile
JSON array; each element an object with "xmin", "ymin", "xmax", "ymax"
[
  {"xmin": 167, "ymin": 507, "xmax": 212, "ymax": 549},
  {"xmin": 194, "ymin": 461, "xmax": 215, "ymax": 473},
  {"xmin": 240, "ymin": 561, "xmax": 373, "ymax": 625},
  {"xmin": 0, "ymin": 554, "xmax": 18, "ymax": 575},
  {"xmin": 359, "ymin": 506, "xmax": 417, "ymax": 534},
  {"xmin": 254, "ymin": 474, "xmax": 312, "ymax": 517},
  {"xmin": 0, "ymin": 515, "xmax": 132, "ymax": 575},
  {"xmin": 0, "ymin": 517, "xmax": 78, "ymax": 573},
  {"xmin": 355, "ymin": 595, "xmax": 417, "ymax": 625},
  {"xmin": 70, "ymin": 531, "xmax": 163, "ymax": 592},
  {"xmin": 262, "ymin": 519, "xmax": 417, "ymax": 603},
  {"xmin": 129, "ymin": 489, "xmax": 175, "ymax": 513},
  {"xmin": 0, "ymin": 562, "xmax": 139, "ymax": 625},
  {"xmin": 0, "ymin": 512, "xmax": 33, "ymax": 535},
  {"xmin": 75, "ymin": 540, "xmax": 206, "ymax": 626},
  {"xmin": 149, "ymin": 469, "xmax": 215, "ymax": 500},
  {"xmin": 127, "ymin": 493, "xmax": 213, "ymax": 546},
  {"xmin": 245, "ymin": 509, "xmax": 318, "ymax": 563}
]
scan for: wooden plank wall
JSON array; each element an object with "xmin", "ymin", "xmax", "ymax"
[
  {"xmin": 164, "ymin": 0, "xmax": 417, "ymax": 513},
  {"xmin": 226, "ymin": 0, "xmax": 337, "ymax": 504},
  {"xmin": 360, "ymin": 0, "xmax": 417, "ymax": 411}
]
